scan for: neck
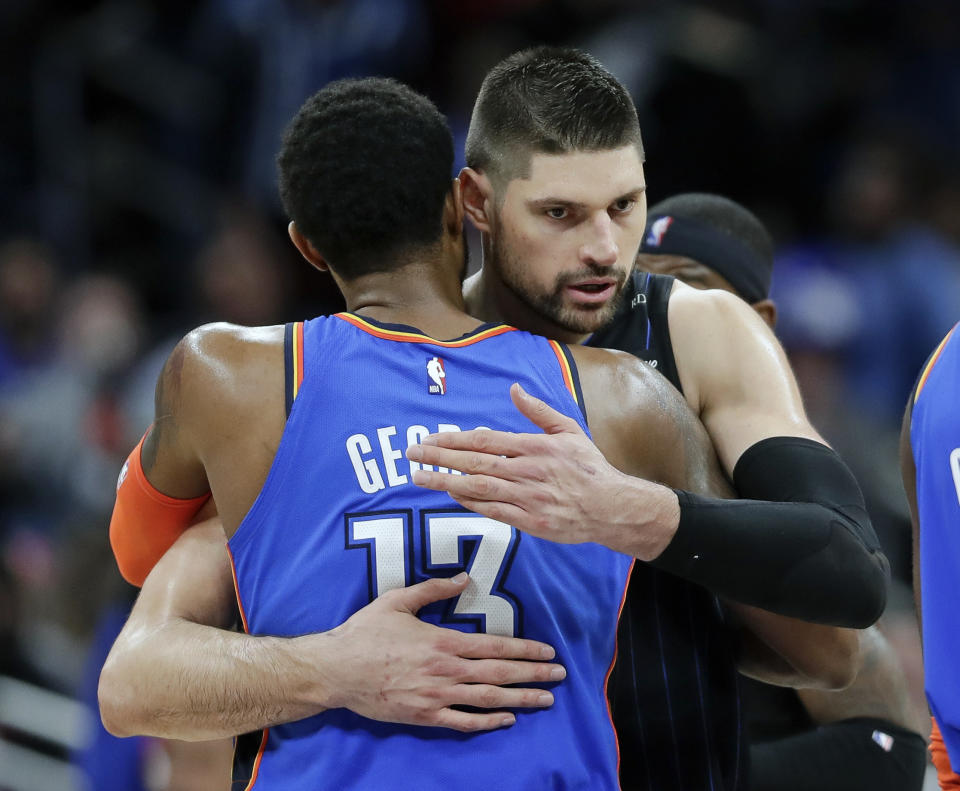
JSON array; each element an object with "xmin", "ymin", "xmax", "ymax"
[
  {"xmin": 341, "ymin": 261, "xmax": 481, "ymax": 340},
  {"xmin": 463, "ymin": 253, "xmax": 591, "ymax": 346}
]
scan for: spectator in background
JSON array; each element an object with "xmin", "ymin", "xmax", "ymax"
[
  {"xmin": 0, "ymin": 239, "xmax": 60, "ymax": 391},
  {"xmin": 775, "ymin": 131, "xmax": 960, "ymax": 427}
]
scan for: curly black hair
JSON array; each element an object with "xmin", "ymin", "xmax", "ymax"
[
  {"xmin": 465, "ymin": 46, "xmax": 643, "ymax": 187},
  {"xmin": 278, "ymin": 78, "xmax": 454, "ymax": 279}
]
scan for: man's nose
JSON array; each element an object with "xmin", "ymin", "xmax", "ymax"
[{"xmin": 579, "ymin": 213, "xmax": 618, "ymax": 267}]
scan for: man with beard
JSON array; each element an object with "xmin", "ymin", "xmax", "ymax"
[{"xmin": 407, "ymin": 47, "xmax": 889, "ymax": 791}]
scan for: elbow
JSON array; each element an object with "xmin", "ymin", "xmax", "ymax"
[
  {"xmin": 98, "ymin": 657, "xmax": 143, "ymax": 738},
  {"xmin": 848, "ymin": 550, "xmax": 890, "ymax": 629},
  {"xmin": 811, "ymin": 628, "xmax": 864, "ymax": 691}
]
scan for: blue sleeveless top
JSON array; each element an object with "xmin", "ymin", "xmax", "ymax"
[
  {"xmin": 228, "ymin": 313, "xmax": 633, "ymax": 791},
  {"xmin": 911, "ymin": 322, "xmax": 960, "ymax": 768}
]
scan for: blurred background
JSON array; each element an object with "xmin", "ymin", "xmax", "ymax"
[{"xmin": 1, "ymin": 0, "xmax": 958, "ymax": 788}]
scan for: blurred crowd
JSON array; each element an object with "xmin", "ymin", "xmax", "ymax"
[{"xmin": 2, "ymin": 0, "xmax": 960, "ymax": 788}]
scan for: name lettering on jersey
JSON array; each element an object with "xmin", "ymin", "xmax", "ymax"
[
  {"xmin": 427, "ymin": 357, "xmax": 446, "ymax": 394},
  {"xmin": 346, "ymin": 422, "xmax": 491, "ymax": 494},
  {"xmin": 631, "ymin": 292, "xmax": 647, "ymax": 308}
]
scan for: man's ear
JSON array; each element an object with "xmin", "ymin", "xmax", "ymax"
[
  {"xmin": 752, "ymin": 298, "xmax": 778, "ymax": 330},
  {"xmin": 459, "ymin": 167, "xmax": 495, "ymax": 234},
  {"xmin": 443, "ymin": 178, "xmax": 465, "ymax": 237},
  {"xmin": 288, "ymin": 222, "xmax": 329, "ymax": 272}
]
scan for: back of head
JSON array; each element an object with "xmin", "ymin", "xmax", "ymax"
[
  {"xmin": 641, "ymin": 192, "xmax": 774, "ymax": 302},
  {"xmin": 465, "ymin": 46, "xmax": 643, "ymax": 188},
  {"xmin": 278, "ymin": 78, "xmax": 454, "ymax": 279}
]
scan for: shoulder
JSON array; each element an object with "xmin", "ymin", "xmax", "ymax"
[
  {"xmin": 667, "ymin": 280, "xmax": 758, "ymax": 334},
  {"xmin": 568, "ymin": 344, "xmax": 666, "ymax": 396},
  {"xmin": 159, "ymin": 323, "xmax": 285, "ymax": 424},
  {"xmin": 569, "ymin": 344, "xmax": 697, "ymax": 476}
]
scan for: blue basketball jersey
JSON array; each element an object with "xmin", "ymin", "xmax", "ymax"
[
  {"xmin": 228, "ymin": 313, "xmax": 634, "ymax": 791},
  {"xmin": 910, "ymin": 322, "xmax": 960, "ymax": 767}
]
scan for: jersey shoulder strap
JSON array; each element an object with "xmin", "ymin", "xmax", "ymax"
[{"xmin": 587, "ymin": 271, "xmax": 682, "ymax": 392}]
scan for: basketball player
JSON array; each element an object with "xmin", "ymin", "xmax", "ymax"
[
  {"xmin": 639, "ymin": 193, "xmax": 925, "ymax": 791},
  {"xmin": 101, "ymin": 77, "xmax": 858, "ymax": 789},
  {"xmin": 404, "ymin": 47, "xmax": 890, "ymax": 790},
  {"xmin": 902, "ymin": 322, "xmax": 960, "ymax": 790}
]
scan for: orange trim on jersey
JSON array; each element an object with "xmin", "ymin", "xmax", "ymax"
[
  {"xmin": 292, "ymin": 321, "xmax": 305, "ymax": 401},
  {"xmin": 226, "ymin": 544, "xmax": 266, "ymax": 790},
  {"xmin": 238, "ymin": 728, "xmax": 269, "ymax": 791},
  {"xmin": 548, "ymin": 340, "xmax": 579, "ymax": 404},
  {"xmin": 335, "ymin": 312, "xmax": 515, "ymax": 347},
  {"xmin": 605, "ymin": 559, "xmax": 635, "ymax": 788},
  {"xmin": 916, "ymin": 324, "xmax": 958, "ymax": 402},
  {"xmin": 226, "ymin": 544, "xmax": 250, "ymax": 634}
]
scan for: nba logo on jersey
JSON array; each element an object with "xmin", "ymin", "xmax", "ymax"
[
  {"xmin": 645, "ymin": 216, "xmax": 673, "ymax": 247},
  {"xmin": 427, "ymin": 356, "xmax": 446, "ymax": 394},
  {"xmin": 871, "ymin": 730, "xmax": 894, "ymax": 752}
]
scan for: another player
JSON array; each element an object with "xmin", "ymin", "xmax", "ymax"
[
  {"xmin": 902, "ymin": 322, "xmax": 960, "ymax": 790},
  {"xmin": 408, "ymin": 46, "xmax": 889, "ymax": 790},
  {"xmin": 637, "ymin": 192, "xmax": 925, "ymax": 791}
]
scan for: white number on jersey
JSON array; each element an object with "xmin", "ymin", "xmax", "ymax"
[{"xmin": 347, "ymin": 512, "xmax": 518, "ymax": 636}]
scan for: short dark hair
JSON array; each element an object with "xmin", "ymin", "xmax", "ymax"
[
  {"xmin": 647, "ymin": 193, "xmax": 774, "ymax": 267},
  {"xmin": 465, "ymin": 47, "xmax": 643, "ymax": 187},
  {"xmin": 278, "ymin": 78, "xmax": 454, "ymax": 278}
]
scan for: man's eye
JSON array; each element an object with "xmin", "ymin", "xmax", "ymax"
[
  {"xmin": 546, "ymin": 207, "xmax": 567, "ymax": 220},
  {"xmin": 612, "ymin": 199, "xmax": 635, "ymax": 213}
]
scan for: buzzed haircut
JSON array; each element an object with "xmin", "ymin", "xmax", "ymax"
[
  {"xmin": 465, "ymin": 47, "xmax": 644, "ymax": 187},
  {"xmin": 278, "ymin": 77, "xmax": 454, "ymax": 279}
]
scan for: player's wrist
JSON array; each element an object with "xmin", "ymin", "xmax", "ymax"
[
  {"xmin": 607, "ymin": 475, "xmax": 679, "ymax": 561},
  {"xmin": 287, "ymin": 632, "xmax": 340, "ymax": 713}
]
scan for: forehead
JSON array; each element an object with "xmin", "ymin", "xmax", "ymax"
[
  {"xmin": 636, "ymin": 253, "xmax": 735, "ymax": 293},
  {"xmin": 505, "ymin": 146, "xmax": 645, "ymax": 205}
]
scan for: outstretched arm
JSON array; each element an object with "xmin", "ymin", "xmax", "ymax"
[
  {"xmin": 410, "ymin": 289, "xmax": 889, "ymax": 628},
  {"xmin": 409, "ymin": 380, "xmax": 886, "ymax": 627},
  {"xmin": 99, "ymin": 520, "xmax": 565, "ymax": 740},
  {"xmin": 409, "ymin": 384, "xmax": 861, "ymax": 688}
]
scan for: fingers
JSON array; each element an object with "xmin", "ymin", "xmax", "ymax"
[
  {"xmin": 441, "ymin": 494, "xmax": 532, "ymax": 532},
  {"xmin": 456, "ymin": 658, "xmax": 566, "ymax": 686},
  {"xmin": 406, "ymin": 443, "xmax": 513, "ymax": 478},
  {"xmin": 452, "ymin": 632, "xmax": 556, "ymax": 661},
  {"xmin": 431, "ymin": 709, "xmax": 517, "ymax": 733},
  {"xmin": 409, "ymin": 468, "xmax": 522, "ymax": 505},
  {"xmin": 450, "ymin": 683, "xmax": 556, "ymax": 711},
  {"xmin": 510, "ymin": 383, "xmax": 585, "ymax": 436},
  {"xmin": 384, "ymin": 572, "xmax": 470, "ymax": 614},
  {"xmin": 412, "ymin": 426, "xmax": 535, "ymax": 458}
]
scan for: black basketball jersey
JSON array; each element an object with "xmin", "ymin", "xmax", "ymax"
[{"xmin": 588, "ymin": 271, "xmax": 747, "ymax": 791}]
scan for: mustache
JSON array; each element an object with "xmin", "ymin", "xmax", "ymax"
[{"xmin": 555, "ymin": 266, "xmax": 627, "ymax": 288}]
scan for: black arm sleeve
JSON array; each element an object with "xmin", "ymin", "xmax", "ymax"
[{"xmin": 650, "ymin": 437, "xmax": 890, "ymax": 628}]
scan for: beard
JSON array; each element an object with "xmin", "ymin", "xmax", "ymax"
[{"xmin": 493, "ymin": 231, "xmax": 629, "ymax": 335}]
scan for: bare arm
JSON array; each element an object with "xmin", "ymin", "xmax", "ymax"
[
  {"xmin": 729, "ymin": 602, "xmax": 861, "ymax": 690},
  {"xmin": 98, "ymin": 521, "xmax": 565, "ymax": 740}
]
